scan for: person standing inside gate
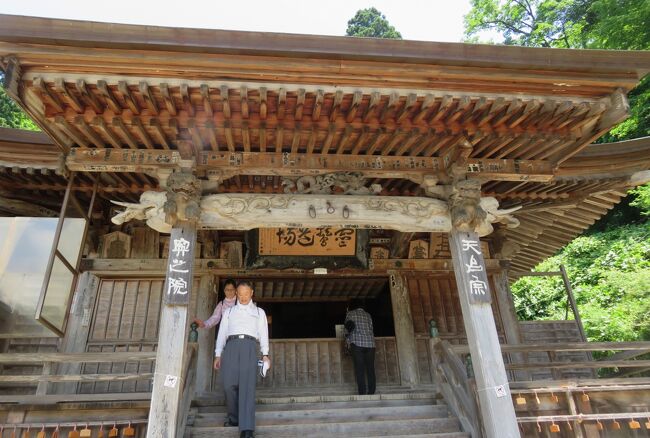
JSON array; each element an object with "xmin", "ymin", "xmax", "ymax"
[
  {"xmin": 194, "ymin": 278, "xmax": 238, "ymax": 330},
  {"xmin": 214, "ymin": 280, "xmax": 270, "ymax": 438},
  {"xmin": 344, "ymin": 299, "xmax": 376, "ymax": 395}
]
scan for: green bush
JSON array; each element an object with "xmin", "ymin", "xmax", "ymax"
[{"xmin": 512, "ymin": 222, "xmax": 650, "ymax": 342}]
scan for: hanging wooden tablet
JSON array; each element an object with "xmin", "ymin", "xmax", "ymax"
[
  {"xmin": 51, "ymin": 426, "xmax": 59, "ymax": 438},
  {"xmin": 36, "ymin": 426, "xmax": 46, "ymax": 438},
  {"xmin": 68, "ymin": 425, "xmax": 80, "ymax": 438},
  {"xmin": 21, "ymin": 427, "xmax": 31, "ymax": 438},
  {"xmin": 550, "ymin": 392, "xmax": 559, "ymax": 403},
  {"xmin": 515, "ymin": 395, "xmax": 526, "ymax": 405},
  {"xmin": 612, "ymin": 420, "xmax": 621, "ymax": 430},
  {"xmin": 108, "ymin": 424, "xmax": 118, "ymax": 437},
  {"xmin": 10, "ymin": 426, "xmax": 17, "ymax": 438},
  {"xmin": 549, "ymin": 422, "xmax": 560, "ymax": 433},
  {"xmin": 629, "ymin": 419, "xmax": 641, "ymax": 429},
  {"xmin": 581, "ymin": 392, "xmax": 589, "ymax": 402},
  {"xmin": 96, "ymin": 424, "xmax": 105, "ymax": 438},
  {"xmin": 645, "ymin": 418, "xmax": 650, "ymax": 429},
  {"xmin": 79, "ymin": 425, "xmax": 92, "ymax": 438},
  {"xmin": 122, "ymin": 423, "xmax": 135, "ymax": 437},
  {"xmin": 596, "ymin": 420, "xmax": 604, "ymax": 430}
]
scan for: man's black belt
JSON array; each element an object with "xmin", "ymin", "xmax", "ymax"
[{"xmin": 227, "ymin": 334, "xmax": 257, "ymax": 342}]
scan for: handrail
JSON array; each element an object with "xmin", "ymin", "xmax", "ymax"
[
  {"xmin": 450, "ymin": 341, "xmax": 650, "ymax": 354},
  {"xmin": 431, "ymin": 338, "xmax": 482, "ymax": 438},
  {"xmin": 0, "ymin": 352, "xmax": 156, "ymax": 364},
  {"xmin": 175, "ymin": 343, "xmax": 198, "ymax": 438}
]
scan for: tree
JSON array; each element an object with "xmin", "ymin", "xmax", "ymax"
[
  {"xmin": 346, "ymin": 8, "xmax": 402, "ymax": 39},
  {"xmin": 0, "ymin": 73, "xmax": 38, "ymax": 131},
  {"xmin": 465, "ymin": 0, "xmax": 650, "ymax": 50},
  {"xmin": 464, "ymin": 0, "xmax": 591, "ymax": 48}
]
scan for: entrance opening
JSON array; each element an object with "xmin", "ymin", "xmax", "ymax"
[{"xmin": 221, "ymin": 276, "xmax": 394, "ymax": 339}]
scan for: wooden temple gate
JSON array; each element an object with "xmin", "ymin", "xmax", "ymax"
[{"xmin": 0, "ymin": 14, "xmax": 649, "ymax": 438}]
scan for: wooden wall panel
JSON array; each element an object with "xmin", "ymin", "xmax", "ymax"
[
  {"xmin": 82, "ymin": 277, "xmax": 199, "ymax": 394},
  {"xmin": 213, "ymin": 337, "xmax": 400, "ymax": 391},
  {"xmin": 406, "ymin": 274, "xmax": 505, "ymax": 344}
]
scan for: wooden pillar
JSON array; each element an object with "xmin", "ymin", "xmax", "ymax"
[
  {"xmin": 195, "ymin": 274, "xmax": 217, "ymax": 396},
  {"xmin": 56, "ymin": 272, "xmax": 100, "ymax": 394},
  {"xmin": 449, "ymin": 230, "xmax": 519, "ymax": 438},
  {"xmin": 147, "ymin": 221, "xmax": 197, "ymax": 438},
  {"xmin": 388, "ymin": 271, "xmax": 419, "ymax": 386}
]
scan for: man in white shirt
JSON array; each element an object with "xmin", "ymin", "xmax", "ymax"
[{"xmin": 214, "ymin": 280, "xmax": 270, "ymax": 438}]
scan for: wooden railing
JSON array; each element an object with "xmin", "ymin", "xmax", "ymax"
[
  {"xmin": 431, "ymin": 338, "xmax": 482, "ymax": 438},
  {"xmin": 0, "ymin": 351, "xmax": 156, "ymax": 403},
  {"xmin": 511, "ymin": 378, "xmax": 650, "ymax": 436},
  {"xmin": 443, "ymin": 342, "xmax": 650, "ymax": 437},
  {"xmin": 450, "ymin": 342, "xmax": 650, "ymax": 378},
  {"xmin": 175, "ymin": 343, "xmax": 198, "ymax": 438}
]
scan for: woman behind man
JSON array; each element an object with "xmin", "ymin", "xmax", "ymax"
[{"xmin": 194, "ymin": 278, "xmax": 238, "ymax": 329}]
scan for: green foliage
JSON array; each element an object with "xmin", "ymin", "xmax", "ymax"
[
  {"xmin": 630, "ymin": 183, "xmax": 650, "ymax": 217},
  {"xmin": 464, "ymin": 0, "xmax": 590, "ymax": 48},
  {"xmin": 584, "ymin": 0, "xmax": 650, "ymax": 50},
  {"xmin": 346, "ymin": 8, "xmax": 402, "ymax": 39},
  {"xmin": 511, "ymin": 223, "xmax": 650, "ymax": 342},
  {"xmin": 0, "ymin": 73, "xmax": 38, "ymax": 131}
]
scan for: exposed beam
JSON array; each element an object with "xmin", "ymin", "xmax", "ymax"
[{"xmin": 65, "ymin": 147, "xmax": 555, "ymax": 182}]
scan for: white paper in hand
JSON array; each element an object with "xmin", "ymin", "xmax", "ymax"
[{"xmin": 258, "ymin": 359, "xmax": 270, "ymax": 378}]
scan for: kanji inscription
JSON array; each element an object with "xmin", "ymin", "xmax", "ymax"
[
  {"xmin": 259, "ymin": 227, "xmax": 356, "ymax": 256},
  {"xmin": 163, "ymin": 227, "xmax": 195, "ymax": 305}
]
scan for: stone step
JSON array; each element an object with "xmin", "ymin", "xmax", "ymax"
[
  {"xmin": 192, "ymin": 404, "xmax": 449, "ymax": 427},
  {"xmin": 196, "ymin": 396, "xmax": 438, "ymax": 414},
  {"xmin": 189, "ymin": 417, "xmax": 463, "ymax": 437}
]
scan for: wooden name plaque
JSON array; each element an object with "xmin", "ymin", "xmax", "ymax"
[{"xmin": 259, "ymin": 227, "xmax": 356, "ymax": 256}]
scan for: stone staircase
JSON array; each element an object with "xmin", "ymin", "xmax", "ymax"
[{"xmin": 185, "ymin": 387, "xmax": 469, "ymax": 437}]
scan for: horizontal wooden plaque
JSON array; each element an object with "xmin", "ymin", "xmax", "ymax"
[{"xmin": 259, "ymin": 227, "xmax": 356, "ymax": 256}]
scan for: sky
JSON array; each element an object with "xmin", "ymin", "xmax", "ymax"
[{"xmin": 0, "ymin": 0, "xmax": 475, "ymax": 43}]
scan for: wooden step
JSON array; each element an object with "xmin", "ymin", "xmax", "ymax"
[
  {"xmin": 192, "ymin": 404, "xmax": 450, "ymax": 427},
  {"xmin": 196, "ymin": 396, "xmax": 438, "ymax": 414},
  {"xmin": 189, "ymin": 417, "xmax": 463, "ymax": 437},
  {"xmin": 194, "ymin": 390, "xmax": 440, "ymax": 407}
]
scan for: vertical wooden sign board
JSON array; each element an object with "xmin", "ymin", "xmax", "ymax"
[
  {"xmin": 147, "ymin": 222, "xmax": 196, "ymax": 438},
  {"xmin": 163, "ymin": 225, "xmax": 196, "ymax": 305},
  {"xmin": 449, "ymin": 230, "xmax": 519, "ymax": 438}
]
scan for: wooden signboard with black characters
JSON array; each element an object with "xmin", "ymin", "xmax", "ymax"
[
  {"xmin": 259, "ymin": 227, "xmax": 356, "ymax": 256},
  {"xmin": 246, "ymin": 227, "xmax": 367, "ymax": 269}
]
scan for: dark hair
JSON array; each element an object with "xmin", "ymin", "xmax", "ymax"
[
  {"xmin": 223, "ymin": 279, "xmax": 236, "ymax": 289},
  {"xmin": 236, "ymin": 280, "xmax": 254, "ymax": 290},
  {"xmin": 349, "ymin": 298, "xmax": 365, "ymax": 309}
]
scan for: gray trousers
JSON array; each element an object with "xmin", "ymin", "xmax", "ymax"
[{"xmin": 221, "ymin": 337, "xmax": 258, "ymax": 431}]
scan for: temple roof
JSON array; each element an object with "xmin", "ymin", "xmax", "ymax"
[{"xmin": 0, "ymin": 14, "xmax": 649, "ymax": 273}]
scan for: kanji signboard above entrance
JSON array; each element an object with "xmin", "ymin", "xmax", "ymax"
[{"xmin": 258, "ymin": 227, "xmax": 356, "ymax": 256}]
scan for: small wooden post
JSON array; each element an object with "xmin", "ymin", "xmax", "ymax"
[
  {"xmin": 195, "ymin": 274, "xmax": 217, "ymax": 395},
  {"xmin": 492, "ymin": 269, "xmax": 528, "ymax": 381},
  {"xmin": 559, "ymin": 265, "xmax": 587, "ymax": 342},
  {"xmin": 449, "ymin": 230, "xmax": 519, "ymax": 438},
  {"xmin": 388, "ymin": 271, "xmax": 419, "ymax": 386},
  {"xmin": 147, "ymin": 221, "xmax": 197, "ymax": 438}
]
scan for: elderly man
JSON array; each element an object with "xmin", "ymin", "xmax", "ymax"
[
  {"xmin": 214, "ymin": 281, "xmax": 270, "ymax": 438},
  {"xmin": 345, "ymin": 299, "xmax": 376, "ymax": 395}
]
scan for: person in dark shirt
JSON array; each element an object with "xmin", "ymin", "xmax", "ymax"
[{"xmin": 344, "ymin": 299, "xmax": 376, "ymax": 395}]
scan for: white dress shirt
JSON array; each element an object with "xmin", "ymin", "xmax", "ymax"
[{"xmin": 215, "ymin": 302, "xmax": 269, "ymax": 357}]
